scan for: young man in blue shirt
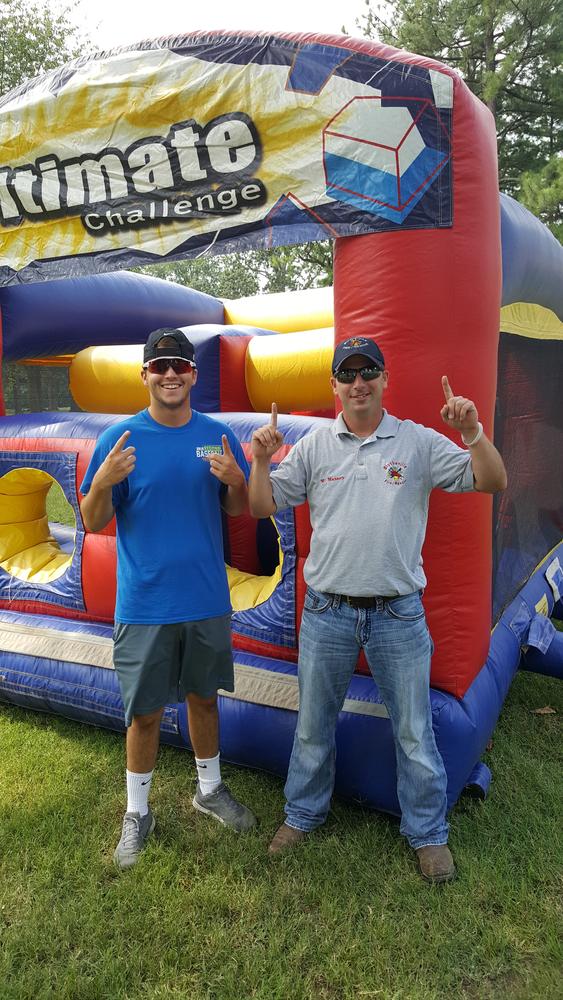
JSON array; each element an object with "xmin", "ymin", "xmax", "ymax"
[{"xmin": 81, "ymin": 328, "xmax": 256, "ymax": 868}]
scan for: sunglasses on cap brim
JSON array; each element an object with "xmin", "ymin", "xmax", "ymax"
[{"xmin": 143, "ymin": 357, "xmax": 196, "ymax": 375}]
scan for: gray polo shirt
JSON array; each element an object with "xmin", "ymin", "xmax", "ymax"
[{"xmin": 270, "ymin": 410, "xmax": 474, "ymax": 597}]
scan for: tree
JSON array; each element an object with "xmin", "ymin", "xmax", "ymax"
[
  {"xmin": 0, "ymin": 0, "xmax": 84, "ymax": 97},
  {"xmin": 134, "ymin": 256, "xmax": 262, "ymax": 301},
  {"xmin": 134, "ymin": 243, "xmax": 333, "ymax": 299},
  {"xmin": 358, "ymin": 1, "xmax": 563, "ymax": 202},
  {"xmin": 519, "ymin": 154, "xmax": 563, "ymax": 242}
]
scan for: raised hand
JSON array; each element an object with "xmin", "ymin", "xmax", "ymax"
[
  {"xmin": 440, "ymin": 376, "xmax": 479, "ymax": 435},
  {"xmin": 251, "ymin": 403, "xmax": 284, "ymax": 460},
  {"xmin": 203, "ymin": 434, "xmax": 246, "ymax": 487},
  {"xmin": 94, "ymin": 431, "xmax": 136, "ymax": 488}
]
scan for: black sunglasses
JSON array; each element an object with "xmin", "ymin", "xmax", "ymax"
[
  {"xmin": 334, "ymin": 365, "xmax": 383, "ymax": 384},
  {"xmin": 143, "ymin": 358, "xmax": 196, "ymax": 375}
]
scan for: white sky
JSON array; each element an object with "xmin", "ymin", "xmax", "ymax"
[{"xmin": 68, "ymin": 0, "xmax": 371, "ymax": 52}]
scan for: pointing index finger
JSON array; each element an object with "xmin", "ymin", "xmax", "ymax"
[
  {"xmin": 271, "ymin": 402, "xmax": 278, "ymax": 430},
  {"xmin": 112, "ymin": 430, "xmax": 131, "ymax": 453},
  {"xmin": 441, "ymin": 376, "xmax": 453, "ymax": 402},
  {"xmin": 221, "ymin": 434, "xmax": 232, "ymax": 455}
]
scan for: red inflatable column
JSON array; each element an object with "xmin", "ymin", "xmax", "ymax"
[{"xmin": 334, "ymin": 71, "xmax": 501, "ymax": 698}]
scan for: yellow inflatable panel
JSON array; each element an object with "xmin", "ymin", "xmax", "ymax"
[
  {"xmin": 223, "ymin": 286, "xmax": 334, "ymax": 333},
  {"xmin": 500, "ymin": 303, "xmax": 563, "ymax": 340},
  {"xmin": 0, "ymin": 489, "xmax": 47, "ymax": 525},
  {"xmin": 0, "ymin": 468, "xmax": 52, "ymax": 495},
  {"xmin": 1, "ymin": 541, "xmax": 70, "ymax": 582},
  {"xmin": 0, "ymin": 516, "xmax": 50, "ymax": 562},
  {"xmin": 0, "ymin": 469, "xmax": 74, "ymax": 583},
  {"xmin": 70, "ymin": 345, "xmax": 149, "ymax": 414},
  {"xmin": 226, "ymin": 561, "xmax": 282, "ymax": 612},
  {"xmin": 246, "ymin": 328, "xmax": 334, "ymax": 413}
]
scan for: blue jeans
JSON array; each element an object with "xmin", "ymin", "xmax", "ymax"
[{"xmin": 284, "ymin": 587, "xmax": 449, "ymax": 849}]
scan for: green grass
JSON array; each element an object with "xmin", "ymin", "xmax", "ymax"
[
  {"xmin": 1, "ymin": 671, "xmax": 561, "ymax": 1000},
  {"xmin": 46, "ymin": 480, "xmax": 76, "ymax": 527}
]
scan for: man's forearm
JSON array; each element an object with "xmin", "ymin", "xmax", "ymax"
[
  {"xmin": 80, "ymin": 482, "xmax": 115, "ymax": 532},
  {"xmin": 249, "ymin": 458, "xmax": 276, "ymax": 517},
  {"xmin": 222, "ymin": 478, "xmax": 248, "ymax": 516},
  {"xmin": 469, "ymin": 435, "xmax": 507, "ymax": 493}
]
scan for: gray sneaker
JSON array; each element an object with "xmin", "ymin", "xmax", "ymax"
[
  {"xmin": 192, "ymin": 782, "xmax": 257, "ymax": 832},
  {"xmin": 113, "ymin": 808, "xmax": 155, "ymax": 869}
]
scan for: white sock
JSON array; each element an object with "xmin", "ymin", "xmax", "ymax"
[
  {"xmin": 195, "ymin": 753, "xmax": 221, "ymax": 795},
  {"xmin": 126, "ymin": 769, "xmax": 153, "ymax": 817}
]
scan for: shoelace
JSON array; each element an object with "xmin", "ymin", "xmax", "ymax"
[
  {"xmin": 213, "ymin": 786, "xmax": 244, "ymax": 816},
  {"xmin": 120, "ymin": 815, "xmax": 142, "ymax": 848}
]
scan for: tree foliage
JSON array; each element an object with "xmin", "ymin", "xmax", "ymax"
[
  {"xmin": 134, "ymin": 243, "xmax": 333, "ymax": 299},
  {"xmin": 519, "ymin": 154, "xmax": 563, "ymax": 242},
  {"xmin": 358, "ymin": 1, "xmax": 563, "ymax": 202},
  {"xmin": 0, "ymin": 0, "xmax": 84, "ymax": 97}
]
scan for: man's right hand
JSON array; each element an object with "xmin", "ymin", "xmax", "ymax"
[
  {"xmin": 93, "ymin": 430, "xmax": 136, "ymax": 488},
  {"xmin": 251, "ymin": 403, "xmax": 284, "ymax": 460}
]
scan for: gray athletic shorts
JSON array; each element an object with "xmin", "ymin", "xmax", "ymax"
[{"xmin": 113, "ymin": 615, "xmax": 235, "ymax": 726}]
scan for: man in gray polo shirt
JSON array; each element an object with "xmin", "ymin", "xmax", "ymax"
[{"xmin": 249, "ymin": 336, "xmax": 506, "ymax": 882}]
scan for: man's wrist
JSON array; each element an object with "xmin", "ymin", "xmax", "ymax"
[
  {"xmin": 461, "ymin": 421, "xmax": 483, "ymax": 447},
  {"xmin": 228, "ymin": 473, "xmax": 246, "ymax": 490}
]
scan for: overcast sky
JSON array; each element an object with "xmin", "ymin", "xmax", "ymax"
[{"xmin": 67, "ymin": 0, "xmax": 371, "ymax": 52}]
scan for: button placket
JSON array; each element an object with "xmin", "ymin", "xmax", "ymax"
[{"xmin": 355, "ymin": 445, "xmax": 368, "ymax": 480}]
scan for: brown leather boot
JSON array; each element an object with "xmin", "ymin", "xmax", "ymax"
[
  {"xmin": 268, "ymin": 822, "xmax": 308, "ymax": 855},
  {"xmin": 415, "ymin": 844, "xmax": 456, "ymax": 883}
]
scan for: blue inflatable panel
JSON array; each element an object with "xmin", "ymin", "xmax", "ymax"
[
  {"xmin": 174, "ymin": 324, "xmax": 277, "ymax": 413},
  {"xmin": 0, "ymin": 609, "xmax": 512, "ymax": 814},
  {"xmin": 50, "ymin": 523, "xmax": 75, "ymax": 554},
  {"xmin": 4, "ymin": 544, "xmax": 561, "ymax": 817},
  {"xmin": 0, "ymin": 271, "xmax": 224, "ymax": 360},
  {"xmin": 521, "ymin": 632, "xmax": 563, "ymax": 679},
  {"xmin": 464, "ymin": 761, "xmax": 492, "ymax": 799},
  {"xmin": 500, "ymin": 193, "xmax": 563, "ymax": 318},
  {"xmin": 0, "ymin": 408, "xmax": 333, "ymax": 445}
]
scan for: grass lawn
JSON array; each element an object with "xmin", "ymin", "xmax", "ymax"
[
  {"xmin": 46, "ymin": 481, "xmax": 76, "ymax": 527},
  {"xmin": 0, "ymin": 670, "xmax": 561, "ymax": 1000}
]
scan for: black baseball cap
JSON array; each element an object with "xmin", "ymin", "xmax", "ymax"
[
  {"xmin": 332, "ymin": 337, "xmax": 385, "ymax": 374},
  {"xmin": 143, "ymin": 328, "xmax": 195, "ymax": 364}
]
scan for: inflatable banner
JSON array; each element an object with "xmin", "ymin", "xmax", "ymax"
[{"xmin": 0, "ymin": 32, "xmax": 453, "ymax": 285}]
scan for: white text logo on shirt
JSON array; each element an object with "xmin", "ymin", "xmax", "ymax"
[{"xmin": 196, "ymin": 445, "xmax": 223, "ymax": 458}]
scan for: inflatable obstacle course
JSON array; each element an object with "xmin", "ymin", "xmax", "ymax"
[{"xmin": 0, "ymin": 30, "xmax": 561, "ymax": 814}]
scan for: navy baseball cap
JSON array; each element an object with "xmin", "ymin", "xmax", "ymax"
[
  {"xmin": 143, "ymin": 328, "xmax": 195, "ymax": 364},
  {"xmin": 332, "ymin": 337, "xmax": 385, "ymax": 374}
]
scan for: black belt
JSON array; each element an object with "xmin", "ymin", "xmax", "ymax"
[{"xmin": 332, "ymin": 594, "xmax": 392, "ymax": 609}]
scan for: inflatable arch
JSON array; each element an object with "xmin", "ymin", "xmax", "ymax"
[{"xmin": 0, "ymin": 31, "xmax": 561, "ymax": 816}]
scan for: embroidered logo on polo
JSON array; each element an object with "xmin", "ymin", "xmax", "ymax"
[
  {"xmin": 383, "ymin": 461, "xmax": 407, "ymax": 485},
  {"xmin": 196, "ymin": 445, "xmax": 223, "ymax": 458},
  {"xmin": 320, "ymin": 475, "xmax": 345, "ymax": 484}
]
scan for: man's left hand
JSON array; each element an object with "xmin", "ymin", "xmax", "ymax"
[
  {"xmin": 440, "ymin": 376, "xmax": 479, "ymax": 435},
  {"xmin": 203, "ymin": 434, "xmax": 246, "ymax": 487}
]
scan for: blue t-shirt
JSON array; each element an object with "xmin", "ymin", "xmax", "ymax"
[{"xmin": 80, "ymin": 409, "xmax": 249, "ymax": 624}]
